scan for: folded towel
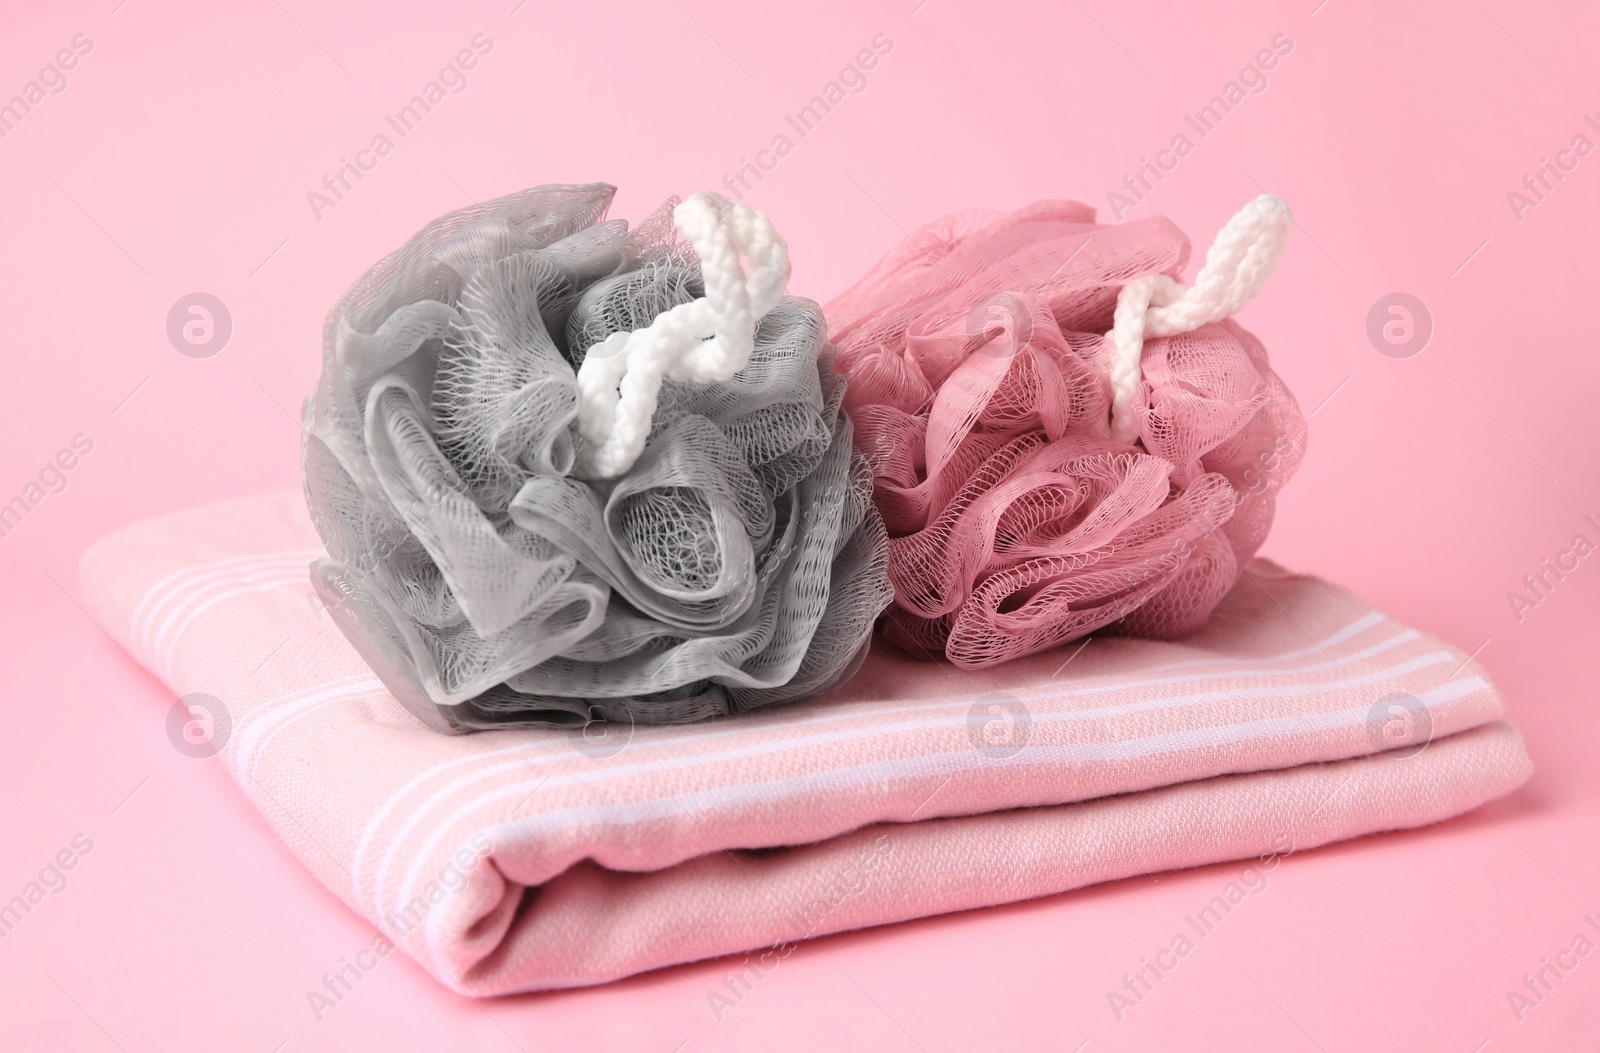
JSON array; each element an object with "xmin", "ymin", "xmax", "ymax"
[{"xmin": 79, "ymin": 492, "xmax": 1531, "ymax": 994}]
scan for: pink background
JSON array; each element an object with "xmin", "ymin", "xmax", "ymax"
[{"xmin": 2, "ymin": 0, "xmax": 1597, "ymax": 1048}]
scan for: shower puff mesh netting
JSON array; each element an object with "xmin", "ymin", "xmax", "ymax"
[
  {"xmin": 826, "ymin": 201, "xmax": 1306, "ymax": 668},
  {"xmin": 302, "ymin": 183, "xmax": 892, "ymax": 731}
]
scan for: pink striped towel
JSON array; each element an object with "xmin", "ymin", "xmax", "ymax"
[{"xmin": 79, "ymin": 492, "xmax": 1531, "ymax": 994}]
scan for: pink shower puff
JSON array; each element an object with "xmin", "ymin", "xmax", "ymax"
[{"xmin": 826, "ymin": 201, "xmax": 1306, "ymax": 668}]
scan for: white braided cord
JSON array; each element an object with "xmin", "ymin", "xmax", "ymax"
[
  {"xmin": 574, "ymin": 192, "xmax": 790, "ymax": 478},
  {"xmin": 1104, "ymin": 194, "xmax": 1292, "ymax": 444}
]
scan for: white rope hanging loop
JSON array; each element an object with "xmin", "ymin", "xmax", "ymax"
[
  {"xmin": 574, "ymin": 191, "xmax": 791, "ymax": 479},
  {"xmin": 1104, "ymin": 193, "xmax": 1292, "ymax": 444}
]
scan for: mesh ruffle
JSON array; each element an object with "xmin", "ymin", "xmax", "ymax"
[
  {"xmin": 302, "ymin": 183, "xmax": 892, "ymax": 729},
  {"xmin": 826, "ymin": 201, "xmax": 1305, "ymax": 668}
]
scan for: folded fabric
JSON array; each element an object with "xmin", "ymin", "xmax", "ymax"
[{"xmin": 80, "ymin": 492, "xmax": 1532, "ymax": 994}]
